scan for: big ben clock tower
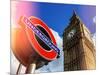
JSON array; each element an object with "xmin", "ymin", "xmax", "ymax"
[{"xmin": 63, "ymin": 11, "xmax": 96, "ymax": 71}]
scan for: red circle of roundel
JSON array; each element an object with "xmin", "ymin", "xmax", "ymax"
[{"xmin": 25, "ymin": 16, "xmax": 58, "ymax": 61}]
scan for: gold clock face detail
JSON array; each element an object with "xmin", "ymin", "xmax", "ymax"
[{"xmin": 67, "ymin": 28, "xmax": 76, "ymax": 39}]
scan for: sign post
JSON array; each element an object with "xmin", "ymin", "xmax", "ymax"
[
  {"xmin": 25, "ymin": 63, "xmax": 36, "ymax": 74},
  {"xmin": 12, "ymin": 16, "xmax": 60, "ymax": 74}
]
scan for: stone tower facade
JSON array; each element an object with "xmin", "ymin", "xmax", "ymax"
[{"xmin": 63, "ymin": 11, "xmax": 96, "ymax": 71}]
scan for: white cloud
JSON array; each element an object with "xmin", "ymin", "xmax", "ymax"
[
  {"xmin": 93, "ymin": 16, "xmax": 96, "ymax": 24},
  {"xmin": 50, "ymin": 28, "xmax": 63, "ymax": 50},
  {"xmin": 92, "ymin": 33, "xmax": 96, "ymax": 47},
  {"xmin": 11, "ymin": 51, "xmax": 19, "ymax": 74},
  {"xmin": 11, "ymin": 51, "xmax": 26, "ymax": 74},
  {"xmin": 92, "ymin": 16, "xmax": 96, "ymax": 47},
  {"xmin": 35, "ymin": 28, "xmax": 64, "ymax": 73}
]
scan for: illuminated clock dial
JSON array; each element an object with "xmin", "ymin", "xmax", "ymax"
[{"xmin": 67, "ymin": 29, "xmax": 76, "ymax": 39}]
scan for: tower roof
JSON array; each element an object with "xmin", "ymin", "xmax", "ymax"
[
  {"xmin": 73, "ymin": 10, "xmax": 77, "ymax": 16},
  {"xmin": 70, "ymin": 10, "xmax": 80, "ymax": 21}
]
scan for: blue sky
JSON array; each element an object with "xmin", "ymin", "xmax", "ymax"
[
  {"xmin": 31, "ymin": 2, "xmax": 96, "ymax": 73},
  {"xmin": 30, "ymin": 2, "xmax": 96, "ymax": 73},
  {"xmin": 11, "ymin": 1, "xmax": 96, "ymax": 74},
  {"xmin": 30, "ymin": 2, "xmax": 96, "ymax": 36}
]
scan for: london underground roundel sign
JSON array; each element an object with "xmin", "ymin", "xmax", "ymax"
[{"xmin": 21, "ymin": 16, "xmax": 60, "ymax": 61}]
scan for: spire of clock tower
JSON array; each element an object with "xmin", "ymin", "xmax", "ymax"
[
  {"xmin": 70, "ymin": 10, "xmax": 78, "ymax": 19},
  {"xmin": 73, "ymin": 9, "xmax": 77, "ymax": 16},
  {"xmin": 69, "ymin": 10, "xmax": 81, "ymax": 26}
]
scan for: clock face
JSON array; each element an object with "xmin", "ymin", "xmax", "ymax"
[{"xmin": 67, "ymin": 28, "xmax": 76, "ymax": 39}]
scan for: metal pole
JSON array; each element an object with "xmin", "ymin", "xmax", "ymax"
[
  {"xmin": 25, "ymin": 62, "xmax": 36, "ymax": 74},
  {"xmin": 16, "ymin": 63, "xmax": 22, "ymax": 75}
]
